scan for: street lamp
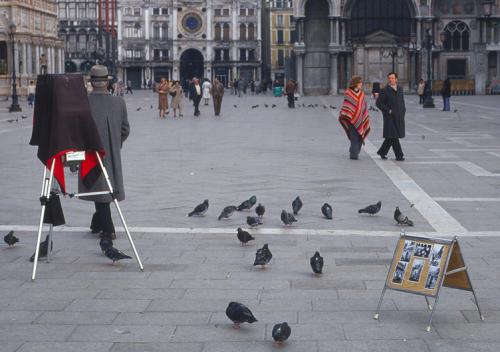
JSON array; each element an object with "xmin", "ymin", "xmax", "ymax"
[
  {"xmin": 8, "ymin": 23, "xmax": 22, "ymax": 112},
  {"xmin": 422, "ymin": 28, "xmax": 435, "ymax": 108}
]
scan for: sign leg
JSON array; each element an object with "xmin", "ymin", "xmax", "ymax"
[
  {"xmin": 425, "ymin": 296, "xmax": 433, "ymax": 310},
  {"xmin": 426, "ymin": 294, "xmax": 442, "ymax": 332},
  {"xmin": 471, "ymin": 286, "xmax": 485, "ymax": 321},
  {"xmin": 374, "ymin": 286, "xmax": 387, "ymax": 320}
]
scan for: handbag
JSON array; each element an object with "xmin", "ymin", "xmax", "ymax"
[{"xmin": 169, "ymin": 91, "xmax": 176, "ymax": 97}]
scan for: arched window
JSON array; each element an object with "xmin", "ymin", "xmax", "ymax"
[
  {"xmin": 223, "ymin": 23, "xmax": 230, "ymax": 41},
  {"xmin": 153, "ymin": 23, "xmax": 160, "ymax": 39},
  {"xmin": 248, "ymin": 23, "xmax": 255, "ymax": 40},
  {"xmin": 78, "ymin": 29, "xmax": 87, "ymax": 51},
  {"xmin": 215, "ymin": 23, "xmax": 221, "ymax": 40},
  {"xmin": 162, "ymin": 23, "xmax": 168, "ymax": 39},
  {"xmin": 349, "ymin": 0, "xmax": 412, "ymax": 38},
  {"xmin": 442, "ymin": 21, "xmax": 470, "ymax": 51},
  {"xmin": 88, "ymin": 29, "xmax": 97, "ymax": 51},
  {"xmin": 68, "ymin": 30, "xmax": 77, "ymax": 52},
  {"xmin": 240, "ymin": 23, "xmax": 247, "ymax": 41}
]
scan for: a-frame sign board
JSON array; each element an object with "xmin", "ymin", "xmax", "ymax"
[{"xmin": 374, "ymin": 233, "xmax": 484, "ymax": 331}]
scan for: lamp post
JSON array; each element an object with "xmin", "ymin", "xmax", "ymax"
[
  {"xmin": 8, "ymin": 23, "xmax": 21, "ymax": 112},
  {"xmin": 422, "ymin": 28, "xmax": 435, "ymax": 108}
]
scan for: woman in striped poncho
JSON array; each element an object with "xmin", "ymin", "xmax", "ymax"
[{"xmin": 338, "ymin": 76, "xmax": 371, "ymax": 160}]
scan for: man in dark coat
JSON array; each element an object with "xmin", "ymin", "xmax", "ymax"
[
  {"xmin": 189, "ymin": 77, "xmax": 202, "ymax": 116},
  {"xmin": 441, "ymin": 77, "xmax": 451, "ymax": 111},
  {"xmin": 79, "ymin": 65, "xmax": 130, "ymax": 240},
  {"xmin": 211, "ymin": 77, "xmax": 224, "ymax": 116},
  {"xmin": 376, "ymin": 72, "xmax": 406, "ymax": 161}
]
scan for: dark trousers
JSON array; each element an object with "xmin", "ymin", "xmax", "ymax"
[
  {"xmin": 419, "ymin": 95, "xmax": 424, "ymax": 104},
  {"xmin": 378, "ymin": 138, "xmax": 404, "ymax": 159},
  {"xmin": 90, "ymin": 202, "xmax": 115, "ymax": 234},
  {"xmin": 192, "ymin": 96, "xmax": 201, "ymax": 115},
  {"xmin": 348, "ymin": 125, "xmax": 362, "ymax": 159},
  {"xmin": 213, "ymin": 96, "xmax": 223, "ymax": 116},
  {"xmin": 287, "ymin": 93, "xmax": 295, "ymax": 108}
]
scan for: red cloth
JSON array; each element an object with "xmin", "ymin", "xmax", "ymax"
[{"xmin": 339, "ymin": 88, "xmax": 371, "ymax": 141}]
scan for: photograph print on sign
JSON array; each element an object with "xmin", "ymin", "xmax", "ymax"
[
  {"xmin": 414, "ymin": 243, "xmax": 432, "ymax": 258},
  {"xmin": 430, "ymin": 244, "xmax": 444, "ymax": 267},
  {"xmin": 425, "ymin": 266, "xmax": 441, "ymax": 290},
  {"xmin": 409, "ymin": 259, "xmax": 424, "ymax": 282},
  {"xmin": 400, "ymin": 240, "xmax": 415, "ymax": 262},
  {"xmin": 392, "ymin": 261, "xmax": 407, "ymax": 284}
]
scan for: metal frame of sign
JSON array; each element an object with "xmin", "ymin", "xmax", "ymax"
[{"xmin": 374, "ymin": 231, "xmax": 484, "ymax": 331}]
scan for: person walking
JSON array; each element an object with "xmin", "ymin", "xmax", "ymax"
[
  {"xmin": 441, "ymin": 77, "xmax": 451, "ymax": 111},
  {"xmin": 285, "ymin": 79, "xmax": 297, "ymax": 108},
  {"xmin": 211, "ymin": 77, "xmax": 224, "ymax": 116},
  {"xmin": 376, "ymin": 72, "xmax": 406, "ymax": 161},
  {"xmin": 417, "ymin": 78, "xmax": 425, "ymax": 104},
  {"xmin": 237, "ymin": 77, "xmax": 245, "ymax": 97},
  {"xmin": 189, "ymin": 77, "xmax": 203, "ymax": 116},
  {"xmin": 338, "ymin": 76, "xmax": 371, "ymax": 160},
  {"xmin": 157, "ymin": 77, "xmax": 170, "ymax": 118},
  {"xmin": 125, "ymin": 80, "xmax": 133, "ymax": 94},
  {"xmin": 171, "ymin": 80, "xmax": 183, "ymax": 117},
  {"xmin": 79, "ymin": 65, "xmax": 130, "ymax": 241},
  {"xmin": 27, "ymin": 80, "xmax": 36, "ymax": 107},
  {"xmin": 202, "ymin": 79, "xmax": 212, "ymax": 105}
]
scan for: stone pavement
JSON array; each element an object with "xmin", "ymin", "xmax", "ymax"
[{"xmin": 0, "ymin": 90, "xmax": 500, "ymax": 351}]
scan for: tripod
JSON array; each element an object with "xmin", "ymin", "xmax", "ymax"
[{"xmin": 31, "ymin": 151, "xmax": 144, "ymax": 281}]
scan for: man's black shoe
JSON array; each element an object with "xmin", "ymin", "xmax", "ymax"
[
  {"xmin": 396, "ymin": 157, "xmax": 405, "ymax": 161},
  {"xmin": 377, "ymin": 152, "xmax": 387, "ymax": 160}
]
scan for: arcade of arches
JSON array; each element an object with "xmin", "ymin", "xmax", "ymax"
[{"xmin": 293, "ymin": 0, "xmax": 500, "ymax": 95}]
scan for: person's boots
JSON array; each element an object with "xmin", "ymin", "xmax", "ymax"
[{"xmin": 100, "ymin": 232, "xmax": 116, "ymax": 240}]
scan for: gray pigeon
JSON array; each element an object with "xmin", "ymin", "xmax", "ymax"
[
  {"xmin": 247, "ymin": 216, "xmax": 263, "ymax": 228},
  {"xmin": 225, "ymin": 301, "xmax": 257, "ymax": 328},
  {"xmin": 292, "ymin": 196, "xmax": 303, "ymax": 215},
  {"xmin": 105, "ymin": 247, "xmax": 132, "ymax": 264},
  {"xmin": 4, "ymin": 231, "xmax": 18, "ymax": 247},
  {"xmin": 310, "ymin": 251, "xmax": 324, "ymax": 275},
  {"xmin": 272, "ymin": 322, "xmax": 291, "ymax": 344},
  {"xmin": 188, "ymin": 199, "xmax": 209, "ymax": 217},
  {"xmin": 218, "ymin": 205, "xmax": 237, "ymax": 220},
  {"xmin": 254, "ymin": 244, "xmax": 272, "ymax": 268},
  {"xmin": 255, "ymin": 203, "xmax": 265, "ymax": 218},
  {"xmin": 29, "ymin": 234, "xmax": 53, "ymax": 262},
  {"xmin": 358, "ymin": 201, "xmax": 382, "ymax": 215},
  {"xmin": 237, "ymin": 228, "xmax": 254, "ymax": 245},
  {"xmin": 281, "ymin": 210, "xmax": 297, "ymax": 226},
  {"xmin": 237, "ymin": 195, "xmax": 257, "ymax": 211},
  {"xmin": 394, "ymin": 207, "xmax": 414, "ymax": 226},
  {"xmin": 99, "ymin": 237, "xmax": 113, "ymax": 253},
  {"xmin": 321, "ymin": 203, "xmax": 332, "ymax": 220}
]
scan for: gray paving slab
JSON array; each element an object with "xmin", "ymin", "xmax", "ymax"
[
  {"xmin": 16, "ymin": 342, "xmax": 113, "ymax": 352},
  {"xmin": 425, "ymin": 340, "xmax": 500, "ymax": 352},
  {"xmin": 111, "ymin": 342, "xmax": 202, "ymax": 352},
  {"xmin": 68, "ymin": 325, "xmax": 175, "ymax": 342},
  {"xmin": 318, "ymin": 339, "xmax": 429, "ymax": 352},
  {"xmin": 171, "ymin": 324, "xmax": 266, "ymax": 342},
  {"xmin": 35, "ymin": 311, "xmax": 118, "ymax": 325},
  {"xmin": 202, "ymin": 341, "xmax": 317, "ymax": 352},
  {"xmin": 0, "ymin": 323, "xmax": 75, "ymax": 341}
]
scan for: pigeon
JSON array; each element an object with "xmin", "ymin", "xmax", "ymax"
[
  {"xmin": 251, "ymin": 105, "xmax": 259, "ymax": 109},
  {"xmin": 218, "ymin": 205, "xmax": 237, "ymax": 220},
  {"xmin": 272, "ymin": 322, "xmax": 291, "ymax": 344},
  {"xmin": 248, "ymin": 195, "xmax": 257, "ymax": 207},
  {"xmin": 136, "ymin": 107, "xmax": 141, "ymax": 111},
  {"xmin": 29, "ymin": 234, "xmax": 53, "ymax": 262},
  {"xmin": 105, "ymin": 247, "xmax": 132, "ymax": 264},
  {"xmin": 99, "ymin": 237, "xmax": 113, "ymax": 253},
  {"xmin": 254, "ymin": 244, "xmax": 272, "ymax": 268},
  {"xmin": 21, "ymin": 115, "xmax": 28, "ymax": 119},
  {"xmin": 271, "ymin": 104, "xmax": 276, "ymax": 108},
  {"xmin": 264, "ymin": 104, "xmax": 269, "ymax": 108},
  {"xmin": 358, "ymin": 201, "xmax": 382, "ymax": 216},
  {"xmin": 310, "ymin": 251, "xmax": 324, "ymax": 275},
  {"xmin": 292, "ymin": 196, "xmax": 303, "ymax": 215},
  {"xmin": 7, "ymin": 119, "xmax": 16, "ymax": 123},
  {"xmin": 321, "ymin": 203, "xmax": 333, "ymax": 220},
  {"xmin": 187, "ymin": 199, "xmax": 209, "ymax": 217},
  {"xmin": 281, "ymin": 210, "xmax": 297, "ymax": 226},
  {"xmin": 150, "ymin": 105, "xmax": 153, "ymax": 109},
  {"xmin": 225, "ymin": 301, "xmax": 257, "ymax": 328},
  {"xmin": 322, "ymin": 105, "xmax": 327, "ymax": 109},
  {"xmin": 394, "ymin": 207, "xmax": 414, "ymax": 226},
  {"xmin": 329, "ymin": 105, "xmax": 336, "ymax": 109},
  {"xmin": 233, "ymin": 104, "xmax": 237, "ymax": 108},
  {"xmin": 255, "ymin": 203, "xmax": 265, "ymax": 218},
  {"xmin": 237, "ymin": 228, "xmax": 255, "ymax": 245},
  {"xmin": 247, "ymin": 216, "xmax": 263, "ymax": 228},
  {"xmin": 237, "ymin": 195, "xmax": 256, "ymax": 211},
  {"xmin": 4, "ymin": 231, "xmax": 19, "ymax": 247}
]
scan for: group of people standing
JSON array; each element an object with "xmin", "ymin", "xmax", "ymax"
[{"xmin": 417, "ymin": 77, "xmax": 452, "ymax": 111}]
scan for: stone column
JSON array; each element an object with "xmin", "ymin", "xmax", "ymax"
[
  {"xmin": 416, "ymin": 19, "xmax": 422, "ymax": 46},
  {"xmin": 35, "ymin": 45, "xmax": 40, "ymax": 74},
  {"xmin": 341, "ymin": 21, "xmax": 346, "ymax": 45},
  {"xmin": 296, "ymin": 54, "xmax": 303, "ymax": 95},
  {"xmin": 329, "ymin": 18, "xmax": 335, "ymax": 44},
  {"xmin": 329, "ymin": 53, "xmax": 338, "ymax": 95},
  {"xmin": 60, "ymin": 48, "xmax": 64, "ymax": 73},
  {"xmin": 22, "ymin": 43, "xmax": 27, "ymax": 75},
  {"xmin": 27, "ymin": 43, "xmax": 32, "ymax": 75},
  {"xmin": 145, "ymin": 8, "xmax": 149, "ymax": 40},
  {"xmin": 14, "ymin": 42, "xmax": 19, "ymax": 74},
  {"xmin": 257, "ymin": 7, "xmax": 261, "ymax": 40}
]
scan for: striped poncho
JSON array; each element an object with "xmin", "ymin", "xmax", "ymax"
[{"xmin": 338, "ymin": 88, "xmax": 371, "ymax": 142}]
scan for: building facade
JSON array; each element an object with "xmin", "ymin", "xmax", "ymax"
[
  {"xmin": 57, "ymin": 0, "xmax": 99, "ymax": 74},
  {"xmin": 293, "ymin": 0, "xmax": 500, "ymax": 95},
  {"xmin": 0, "ymin": 0, "xmax": 64, "ymax": 96},
  {"xmin": 117, "ymin": 0, "xmax": 263, "ymax": 88}
]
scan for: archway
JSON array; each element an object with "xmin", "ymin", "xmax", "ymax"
[
  {"xmin": 180, "ymin": 49, "xmax": 204, "ymax": 82},
  {"xmin": 303, "ymin": 0, "xmax": 330, "ymax": 95},
  {"xmin": 65, "ymin": 61, "xmax": 77, "ymax": 73}
]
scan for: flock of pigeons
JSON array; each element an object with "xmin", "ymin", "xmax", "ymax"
[{"xmin": 3, "ymin": 194, "xmax": 415, "ymax": 344}]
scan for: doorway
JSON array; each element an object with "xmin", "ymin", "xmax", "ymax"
[{"xmin": 180, "ymin": 49, "xmax": 204, "ymax": 82}]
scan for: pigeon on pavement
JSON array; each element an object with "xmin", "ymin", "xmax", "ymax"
[
  {"xmin": 237, "ymin": 228, "xmax": 254, "ymax": 245},
  {"xmin": 136, "ymin": 107, "xmax": 141, "ymax": 111},
  {"xmin": 105, "ymin": 247, "xmax": 132, "ymax": 264},
  {"xmin": 394, "ymin": 207, "xmax": 414, "ymax": 226},
  {"xmin": 254, "ymin": 244, "xmax": 272, "ymax": 268},
  {"xmin": 225, "ymin": 301, "xmax": 257, "ymax": 328},
  {"xmin": 321, "ymin": 203, "xmax": 333, "ymax": 220},
  {"xmin": 218, "ymin": 205, "xmax": 237, "ymax": 220},
  {"xmin": 358, "ymin": 201, "xmax": 382, "ymax": 216},
  {"xmin": 281, "ymin": 210, "xmax": 297, "ymax": 226},
  {"xmin": 272, "ymin": 322, "xmax": 291, "ymax": 344},
  {"xmin": 29, "ymin": 234, "xmax": 53, "ymax": 262},
  {"xmin": 99, "ymin": 237, "xmax": 113, "ymax": 253},
  {"xmin": 4, "ymin": 231, "xmax": 19, "ymax": 247},
  {"xmin": 237, "ymin": 199, "xmax": 252, "ymax": 211},
  {"xmin": 247, "ymin": 216, "xmax": 263, "ymax": 228},
  {"xmin": 292, "ymin": 196, "xmax": 303, "ymax": 215},
  {"xmin": 310, "ymin": 251, "xmax": 324, "ymax": 275},
  {"xmin": 255, "ymin": 203, "xmax": 265, "ymax": 218},
  {"xmin": 188, "ymin": 199, "xmax": 209, "ymax": 217}
]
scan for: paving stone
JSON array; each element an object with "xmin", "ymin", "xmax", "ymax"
[
  {"xmin": 425, "ymin": 339, "xmax": 500, "ymax": 352},
  {"xmin": 17, "ymin": 342, "xmax": 113, "ymax": 352},
  {"xmin": 318, "ymin": 339, "xmax": 429, "ymax": 352},
  {"xmin": 1, "ymin": 297, "xmax": 72, "ymax": 311},
  {"xmin": 292, "ymin": 279, "xmax": 365, "ymax": 290},
  {"xmin": 210, "ymin": 311, "xmax": 298, "ymax": 325},
  {"xmin": 434, "ymin": 323, "xmax": 500, "ymax": 341},
  {"xmin": 0, "ymin": 323, "xmax": 75, "ymax": 341},
  {"xmin": 334, "ymin": 258, "xmax": 391, "ymax": 266},
  {"xmin": 65, "ymin": 299, "xmax": 151, "ymax": 313},
  {"xmin": 342, "ymin": 322, "xmax": 441, "ymax": 340},
  {"xmin": 96, "ymin": 288, "xmax": 185, "ymax": 300},
  {"xmin": 35, "ymin": 311, "xmax": 118, "ymax": 325},
  {"xmin": 114, "ymin": 312, "xmax": 211, "ymax": 325},
  {"xmin": 171, "ymin": 324, "xmax": 265, "ymax": 342},
  {"xmin": 312, "ymin": 298, "xmax": 397, "ymax": 312},
  {"xmin": 0, "ymin": 310, "xmax": 42, "ymax": 324},
  {"xmin": 0, "ymin": 341, "xmax": 23, "ymax": 352},
  {"xmin": 202, "ymin": 341, "xmax": 317, "ymax": 352},
  {"xmin": 111, "ymin": 342, "xmax": 202, "ymax": 352},
  {"xmin": 170, "ymin": 279, "xmax": 290, "ymax": 290},
  {"xmin": 183, "ymin": 288, "xmax": 259, "ymax": 300},
  {"xmin": 68, "ymin": 325, "xmax": 175, "ymax": 342}
]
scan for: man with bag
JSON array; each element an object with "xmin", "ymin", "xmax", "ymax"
[{"xmin": 285, "ymin": 79, "xmax": 297, "ymax": 108}]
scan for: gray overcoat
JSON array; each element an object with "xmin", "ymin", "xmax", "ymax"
[
  {"xmin": 376, "ymin": 84, "xmax": 406, "ymax": 139},
  {"xmin": 78, "ymin": 91, "xmax": 130, "ymax": 202}
]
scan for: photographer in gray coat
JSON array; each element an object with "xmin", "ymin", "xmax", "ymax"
[{"xmin": 79, "ymin": 65, "xmax": 130, "ymax": 240}]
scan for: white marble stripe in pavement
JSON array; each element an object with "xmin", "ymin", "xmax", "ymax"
[
  {"xmin": 406, "ymin": 161, "xmax": 500, "ymax": 177},
  {"xmin": 434, "ymin": 197, "xmax": 500, "ymax": 202},
  {"xmin": 1, "ymin": 224, "xmax": 500, "ymax": 237}
]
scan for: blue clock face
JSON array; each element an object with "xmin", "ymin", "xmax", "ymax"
[{"xmin": 182, "ymin": 13, "xmax": 202, "ymax": 33}]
